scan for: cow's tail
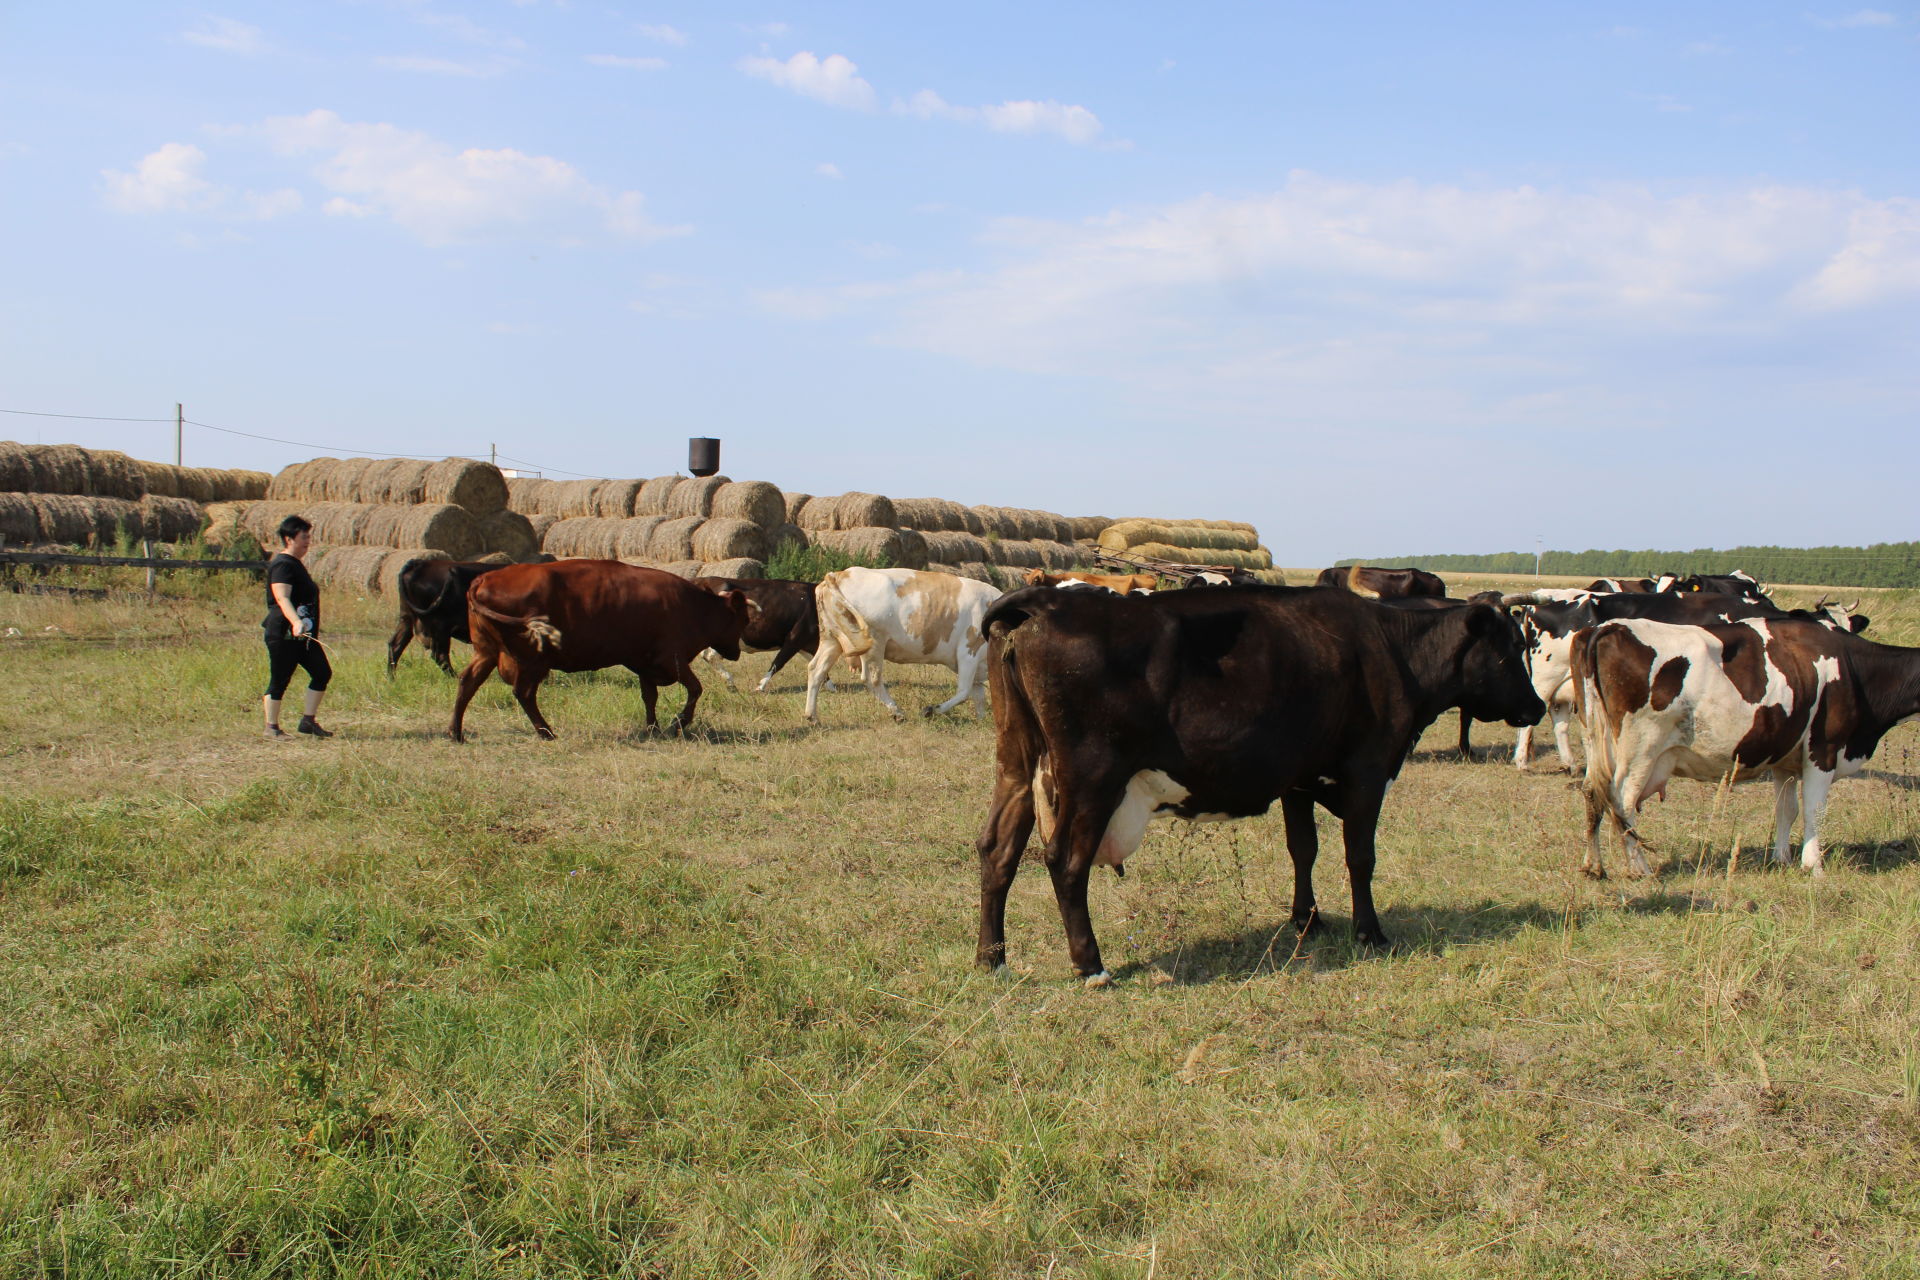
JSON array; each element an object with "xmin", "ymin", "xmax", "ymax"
[
  {"xmin": 1568, "ymin": 626, "xmax": 1623, "ymax": 817},
  {"xmin": 982, "ymin": 595, "xmax": 1054, "ymax": 841},
  {"xmin": 816, "ymin": 575, "xmax": 876, "ymax": 660},
  {"xmin": 469, "ymin": 597, "xmax": 562, "ymax": 652}
]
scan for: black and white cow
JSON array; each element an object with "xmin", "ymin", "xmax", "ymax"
[
  {"xmin": 1572, "ymin": 616, "xmax": 1920, "ymax": 879},
  {"xmin": 973, "ymin": 585, "xmax": 1544, "ymax": 981}
]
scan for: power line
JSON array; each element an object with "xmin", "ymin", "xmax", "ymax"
[
  {"xmin": 2, "ymin": 407, "xmax": 174, "ymax": 423},
  {"xmin": 492, "ymin": 452, "xmax": 601, "ymax": 480},
  {"xmin": 182, "ymin": 418, "xmax": 448, "ymax": 459}
]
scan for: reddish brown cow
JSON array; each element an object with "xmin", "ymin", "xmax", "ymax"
[
  {"xmin": 448, "ymin": 560, "xmax": 752, "ymax": 742},
  {"xmin": 1023, "ymin": 569, "xmax": 1158, "ymax": 593}
]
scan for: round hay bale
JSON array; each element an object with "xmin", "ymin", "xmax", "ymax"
[
  {"xmin": 835, "ymin": 492, "xmax": 896, "ymax": 531},
  {"xmin": 506, "ymin": 476, "xmax": 550, "ymax": 514},
  {"xmin": 955, "ymin": 561, "xmax": 1002, "ymax": 586},
  {"xmin": 959, "ymin": 506, "xmax": 987, "ymax": 537},
  {"xmin": 592, "ymin": 478, "xmax": 645, "ymax": 518},
  {"xmin": 479, "ymin": 508, "xmax": 540, "ymax": 560},
  {"xmin": 700, "ymin": 557, "xmax": 766, "ymax": 580},
  {"xmin": 36, "ymin": 447, "xmax": 88, "ymax": 495},
  {"xmin": 1124, "ymin": 543, "xmax": 1272, "ymax": 570},
  {"xmin": 1069, "ymin": 515, "xmax": 1111, "ymax": 541},
  {"xmin": 543, "ymin": 517, "xmax": 607, "ymax": 559},
  {"xmin": 899, "ymin": 497, "xmax": 973, "ymax": 532},
  {"xmin": 528, "ymin": 513, "xmax": 559, "ymax": 548},
  {"xmin": 184, "ymin": 468, "xmax": 226, "ymax": 504},
  {"xmin": 1042, "ymin": 514, "xmax": 1074, "ymax": 544},
  {"xmin": 1097, "ymin": 520, "xmax": 1260, "ymax": 554},
  {"xmin": 376, "ymin": 459, "xmax": 432, "ymax": 505},
  {"xmin": 83, "ymin": 449, "xmax": 144, "ymax": 500},
  {"xmin": 923, "ymin": 561, "xmax": 962, "ymax": 578},
  {"xmin": 766, "ymin": 522, "xmax": 806, "ymax": 554},
  {"xmin": 396, "ymin": 503, "xmax": 481, "ymax": 559},
  {"xmin": 710, "ymin": 480, "xmax": 785, "ymax": 529},
  {"xmin": 970, "ymin": 506, "xmax": 1018, "ymax": 540},
  {"xmin": 989, "ymin": 539, "xmax": 1044, "ymax": 569},
  {"xmin": 0, "ymin": 492, "xmax": 38, "ymax": 543},
  {"xmin": 647, "ymin": 515, "xmax": 704, "ymax": 563},
  {"xmin": 265, "ymin": 461, "xmax": 307, "ymax": 501},
  {"xmin": 221, "ymin": 468, "xmax": 272, "ymax": 501},
  {"xmin": 324, "ymin": 458, "xmax": 374, "ymax": 503},
  {"xmin": 635, "ymin": 475, "xmax": 681, "ymax": 516},
  {"xmin": 358, "ymin": 504, "xmax": 408, "ymax": 548},
  {"xmin": 32, "ymin": 495, "xmax": 139, "ymax": 545},
  {"xmin": 242, "ymin": 501, "xmax": 307, "ymax": 546},
  {"xmin": 317, "ymin": 546, "xmax": 388, "ymax": 594},
  {"xmin": 474, "ymin": 551, "xmax": 515, "ymax": 566},
  {"xmin": 379, "ymin": 548, "xmax": 451, "ymax": 598},
  {"xmin": 815, "ymin": 526, "xmax": 906, "ymax": 567},
  {"xmin": 138, "ymin": 495, "xmax": 203, "ymax": 542},
  {"xmin": 422, "ymin": 458, "xmax": 507, "ymax": 516},
  {"xmin": 891, "ymin": 527, "xmax": 928, "ymax": 571},
  {"xmin": 691, "ymin": 517, "xmax": 768, "ymax": 563},
  {"xmin": 922, "ymin": 530, "xmax": 987, "ymax": 564},
  {"xmin": 551, "ymin": 478, "xmax": 601, "ymax": 519},
  {"xmin": 795, "ymin": 495, "xmax": 838, "ymax": 531},
  {"xmin": 613, "ymin": 515, "xmax": 666, "ymax": 561},
  {"xmin": 666, "ymin": 475, "xmax": 730, "ymax": 519},
  {"xmin": 782, "ymin": 491, "xmax": 812, "ymax": 522},
  {"xmin": 200, "ymin": 502, "xmax": 262, "ymax": 558},
  {"xmin": 659, "ymin": 560, "xmax": 704, "ymax": 580},
  {"xmin": 0, "ymin": 443, "xmax": 34, "ymax": 492},
  {"xmin": 140, "ymin": 462, "xmax": 180, "ymax": 498}
]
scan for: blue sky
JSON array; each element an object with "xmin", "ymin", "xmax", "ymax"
[{"xmin": 2, "ymin": 2, "xmax": 1915, "ymax": 563}]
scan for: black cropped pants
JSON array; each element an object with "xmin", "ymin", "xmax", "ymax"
[{"xmin": 264, "ymin": 635, "xmax": 332, "ymax": 699}]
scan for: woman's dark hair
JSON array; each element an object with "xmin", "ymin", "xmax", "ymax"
[{"xmin": 276, "ymin": 515, "xmax": 312, "ymax": 545}]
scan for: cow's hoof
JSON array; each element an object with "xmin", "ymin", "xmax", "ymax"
[
  {"xmin": 921, "ymin": 706, "xmax": 939, "ymax": 719},
  {"xmin": 1580, "ymin": 866, "xmax": 1607, "ymax": 881},
  {"xmin": 536, "ymin": 729, "xmax": 556, "ymax": 741},
  {"xmin": 1354, "ymin": 932, "xmax": 1394, "ymax": 951},
  {"xmin": 1083, "ymin": 970, "xmax": 1114, "ymax": 988},
  {"xmin": 1291, "ymin": 911, "xmax": 1325, "ymax": 936}
]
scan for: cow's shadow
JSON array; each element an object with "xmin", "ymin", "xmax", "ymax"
[
  {"xmin": 1118, "ymin": 895, "xmax": 1702, "ymax": 982},
  {"xmin": 1663, "ymin": 838, "xmax": 1920, "ymax": 877}
]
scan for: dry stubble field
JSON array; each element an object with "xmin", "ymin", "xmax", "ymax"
[{"xmin": 3, "ymin": 570, "xmax": 1919, "ymax": 1278}]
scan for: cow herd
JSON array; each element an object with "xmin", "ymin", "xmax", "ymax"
[{"xmin": 387, "ymin": 556, "xmax": 1920, "ymax": 984}]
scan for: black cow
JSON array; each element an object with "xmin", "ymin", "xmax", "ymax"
[
  {"xmin": 1676, "ymin": 570, "xmax": 1769, "ymax": 603},
  {"xmin": 691, "ymin": 576, "xmax": 827, "ymax": 691},
  {"xmin": 1315, "ymin": 565, "xmax": 1448, "ymax": 598},
  {"xmin": 388, "ymin": 558, "xmax": 512, "ymax": 676},
  {"xmin": 974, "ymin": 585, "xmax": 1544, "ymax": 980}
]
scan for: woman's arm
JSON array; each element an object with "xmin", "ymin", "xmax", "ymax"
[{"xmin": 271, "ymin": 581, "xmax": 306, "ymax": 634}]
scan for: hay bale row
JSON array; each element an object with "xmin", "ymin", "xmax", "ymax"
[
  {"xmin": 971, "ymin": 506, "xmax": 1074, "ymax": 544},
  {"xmin": 239, "ymin": 500, "xmax": 486, "ymax": 561},
  {"xmin": 696, "ymin": 557, "xmax": 766, "ymax": 580},
  {"xmin": 1120, "ymin": 543, "xmax": 1273, "ymax": 570},
  {"xmin": 808, "ymin": 526, "xmax": 927, "ymax": 571},
  {"xmin": 1115, "ymin": 516, "xmax": 1256, "ymax": 534},
  {"xmin": 267, "ymin": 457, "xmax": 507, "ymax": 515},
  {"xmin": 1069, "ymin": 515, "xmax": 1112, "ymax": 541},
  {"xmin": 982, "ymin": 538, "xmax": 1080, "ymax": 571},
  {"xmin": 138, "ymin": 461, "xmax": 271, "ymax": 502},
  {"xmin": 796, "ymin": 492, "xmax": 898, "ymax": 532},
  {"xmin": 0, "ymin": 443, "xmax": 144, "ymax": 499},
  {"xmin": 202, "ymin": 502, "xmax": 263, "ymax": 558},
  {"xmin": 710, "ymin": 480, "xmax": 784, "ymax": 529},
  {"xmin": 922, "ymin": 530, "xmax": 988, "ymax": 564},
  {"xmin": 635, "ymin": 475, "xmax": 683, "ymax": 516},
  {"xmin": 544, "ymin": 513, "xmax": 795, "ymax": 566},
  {"xmin": 893, "ymin": 497, "xmax": 980, "ymax": 534},
  {"xmin": 1098, "ymin": 520, "xmax": 1260, "ymax": 553},
  {"xmin": 0, "ymin": 492, "xmax": 215, "ymax": 546}
]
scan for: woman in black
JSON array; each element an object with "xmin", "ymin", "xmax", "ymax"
[{"xmin": 262, "ymin": 515, "xmax": 333, "ymax": 738}]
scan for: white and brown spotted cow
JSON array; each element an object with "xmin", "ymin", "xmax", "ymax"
[
  {"xmin": 1571, "ymin": 616, "xmax": 1920, "ymax": 879},
  {"xmin": 804, "ymin": 567, "xmax": 1002, "ymax": 722}
]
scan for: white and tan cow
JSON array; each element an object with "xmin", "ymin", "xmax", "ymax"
[
  {"xmin": 805, "ymin": 567, "xmax": 1002, "ymax": 722},
  {"xmin": 1571, "ymin": 616, "xmax": 1920, "ymax": 880}
]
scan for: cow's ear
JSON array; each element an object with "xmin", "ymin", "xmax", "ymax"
[{"xmin": 1465, "ymin": 603, "xmax": 1509, "ymax": 640}]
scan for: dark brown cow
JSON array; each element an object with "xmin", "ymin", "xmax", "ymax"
[
  {"xmin": 448, "ymin": 560, "xmax": 752, "ymax": 742},
  {"xmin": 1572, "ymin": 616, "xmax": 1920, "ymax": 879},
  {"xmin": 1315, "ymin": 565, "xmax": 1447, "ymax": 598},
  {"xmin": 974, "ymin": 585, "xmax": 1544, "ymax": 981},
  {"xmin": 387, "ymin": 558, "xmax": 511, "ymax": 676},
  {"xmin": 692, "ymin": 576, "xmax": 826, "ymax": 691}
]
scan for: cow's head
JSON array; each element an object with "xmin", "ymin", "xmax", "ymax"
[
  {"xmin": 708, "ymin": 585, "xmax": 755, "ymax": 660},
  {"xmin": 1458, "ymin": 604, "xmax": 1548, "ymax": 727}
]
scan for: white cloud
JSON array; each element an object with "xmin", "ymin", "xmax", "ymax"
[
  {"xmin": 815, "ymin": 161, "xmax": 842, "ymax": 179},
  {"xmin": 637, "ymin": 23, "xmax": 688, "ymax": 45},
  {"xmin": 102, "ymin": 142, "xmax": 301, "ymax": 221},
  {"xmin": 895, "ymin": 89, "xmax": 1111, "ymax": 146},
  {"xmin": 254, "ymin": 109, "xmax": 689, "ymax": 245},
  {"xmin": 374, "ymin": 55, "xmax": 505, "ymax": 76},
  {"xmin": 739, "ymin": 51, "xmax": 875, "ymax": 110},
  {"xmin": 412, "ymin": 10, "xmax": 525, "ymax": 49},
  {"xmin": 586, "ymin": 54, "xmax": 667, "ymax": 70},
  {"xmin": 181, "ymin": 16, "xmax": 268, "ymax": 55},
  {"xmin": 1809, "ymin": 9, "xmax": 1898, "ymax": 27}
]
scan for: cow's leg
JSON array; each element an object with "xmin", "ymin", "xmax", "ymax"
[
  {"xmin": 1796, "ymin": 767, "xmax": 1836, "ymax": 877},
  {"xmin": 974, "ymin": 763, "xmax": 1038, "ymax": 972},
  {"xmin": 859, "ymin": 654, "xmax": 904, "ymax": 720},
  {"xmin": 1514, "ymin": 724, "xmax": 1534, "ymax": 770},
  {"xmin": 1281, "ymin": 790, "xmax": 1324, "ymax": 935},
  {"xmin": 803, "ymin": 637, "xmax": 843, "ymax": 723},
  {"xmin": 928, "ymin": 647, "xmax": 985, "ymax": 718},
  {"xmin": 447, "ymin": 649, "xmax": 498, "ymax": 743},
  {"xmin": 757, "ymin": 627, "xmax": 808, "ymax": 693},
  {"xmin": 506, "ymin": 658, "xmax": 555, "ymax": 740},
  {"xmin": 1770, "ymin": 773, "xmax": 1801, "ymax": 868},
  {"xmin": 698, "ymin": 647, "xmax": 737, "ymax": 689},
  {"xmin": 1042, "ymin": 778, "xmax": 1125, "ymax": 983},
  {"xmin": 1613, "ymin": 765, "xmax": 1661, "ymax": 878},
  {"xmin": 386, "ymin": 615, "xmax": 415, "ymax": 677},
  {"xmin": 430, "ymin": 627, "xmax": 456, "ymax": 676},
  {"xmin": 1551, "ymin": 706, "xmax": 1578, "ymax": 772},
  {"xmin": 1456, "ymin": 709, "xmax": 1472, "ymax": 759},
  {"xmin": 668, "ymin": 661, "xmax": 703, "ymax": 734},
  {"xmin": 1337, "ymin": 787, "xmax": 1391, "ymax": 948}
]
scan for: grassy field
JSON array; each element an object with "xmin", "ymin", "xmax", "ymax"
[{"xmin": 3, "ymin": 569, "xmax": 1919, "ymax": 1278}]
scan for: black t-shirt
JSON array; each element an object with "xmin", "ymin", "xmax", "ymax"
[{"xmin": 264, "ymin": 553, "xmax": 320, "ymax": 639}]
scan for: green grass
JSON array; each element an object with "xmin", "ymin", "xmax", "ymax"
[{"xmin": 2, "ymin": 574, "xmax": 1918, "ymax": 1277}]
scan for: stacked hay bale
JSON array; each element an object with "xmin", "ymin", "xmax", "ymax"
[
  {"xmin": 0, "ymin": 439, "xmax": 271, "ymax": 548},
  {"xmin": 509, "ymin": 473, "xmax": 796, "ymax": 580},
  {"xmin": 1096, "ymin": 519, "xmax": 1274, "ymax": 571}
]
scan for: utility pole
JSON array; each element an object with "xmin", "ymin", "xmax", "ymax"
[
  {"xmin": 1535, "ymin": 535, "xmax": 1543, "ymax": 578},
  {"xmin": 175, "ymin": 403, "xmax": 183, "ymax": 465},
  {"xmin": 490, "ymin": 442, "xmax": 497, "ymax": 468}
]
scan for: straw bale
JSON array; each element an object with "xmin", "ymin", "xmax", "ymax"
[
  {"xmin": 380, "ymin": 549, "xmax": 451, "ymax": 598},
  {"xmin": 266, "ymin": 461, "xmax": 310, "ymax": 501},
  {"xmin": 68, "ymin": 449, "xmax": 144, "ymax": 500},
  {"xmin": 480, "ymin": 508, "xmax": 540, "ymax": 560},
  {"xmin": 544, "ymin": 517, "xmax": 612, "ymax": 559},
  {"xmin": 691, "ymin": 517, "xmax": 768, "ymax": 563},
  {"xmin": 636, "ymin": 475, "xmax": 682, "ymax": 516},
  {"xmin": 922, "ymin": 561, "xmax": 961, "ymax": 578},
  {"xmin": 322, "ymin": 458, "xmax": 372, "ymax": 502},
  {"xmin": 506, "ymin": 476, "xmax": 552, "ymax": 514},
  {"xmin": 29, "ymin": 494, "xmax": 135, "ymax": 544},
  {"xmin": 397, "ymin": 503, "xmax": 482, "ymax": 559},
  {"xmin": 959, "ymin": 506, "xmax": 986, "ymax": 537},
  {"xmin": 700, "ymin": 557, "xmax": 766, "ymax": 580},
  {"xmin": 892, "ymin": 527, "xmax": 929, "ymax": 571},
  {"xmin": 316, "ymin": 546, "xmax": 388, "ymax": 594},
  {"xmin": 766, "ymin": 522, "xmax": 806, "ymax": 554},
  {"xmin": 357, "ymin": 505, "xmax": 406, "ymax": 547},
  {"xmin": 475, "ymin": 551, "xmax": 515, "ymax": 566},
  {"xmin": 174, "ymin": 467, "xmax": 217, "ymax": 504},
  {"xmin": 241, "ymin": 501, "xmax": 301, "ymax": 545},
  {"xmin": 1098, "ymin": 520, "xmax": 1260, "ymax": 553},
  {"xmin": 37, "ymin": 447, "xmax": 88, "ymax": 495},
  {"xmin": 988, "ymin": 539, "xmax": 1044, "ymax": 569},
  {"xmin": 592, "ymin": 478, "xmax": 645, "ymax": 518},
  {"xmin": 1123, "ymin": 543, "xmax": 1272, "ymax": 570},
  {"xmin": 201, "ymin": 502, "xmax": 262, "ymax": 558},
  {"xmin": 613, "ymin": 515, "xmax": 666, "ymax": 561},
  {"xmin": 711, "ymin": 480, "xmax": 785, "ymax": 529},
  {"xmin": 551, "ymin": 479, "xmax": 601, "ymax": 519},
  {"xmin": 783, "ymin": 491, "xmax": 812, "ymax": 522},
  {"xmin": 222, "ymin": 468, "xmax": 271, "ymax": 501},
  {"xmin": 922, "ymin": 530, "xmax": 987, "ymax": 564},
  {"xmin": 835, "ymin": 492, "xmax": 896, "ymax": 531},
  {"xmin": 422, "ymin": 458, "xmax": 508, "ymax": 516},
  {"xmin": 528, "ymin": 514, "xmax": 558, "ymax": 547},
  {"xmin": 970, "ymin": 506, "xmax": 1018, "ymax": 540},
  {"xmin": 666, "ymin": 475, "xmax": 730, "ymax": 519},
  {"xmin": 896, "ymin": 497, "xmax": 974, "ymax": 532},
  {"xmin": 375, "ymin": 459, "xmax": 432, "ymax": 505},
  {"xmin": 138, "ymin": 495, "xmax": 204, "ymax": 542},
  {"xmin": 659, "ymin": 560, "xmax": 704, "ymax": 580},
  {"xmin": 813, "ymin": 526, "xmax": 907, "ymax": 567},
  {"xmin": 648, "ymin": 515, "xmax": 705, "ymax": 563},
  {"xmin": 1116, "ymin": 516, "xmax": 1257, "ymax": 534},
  {"xmin": 0, "ymin": 444, "xmax": 34, "ymax": 493},
  {"xmin": 954, "ymin": 561, "xmax": 1003, "ymax": 586},
  {"xmin": 1035, "ymin": 540, "xmax": 1079, "ymax": 570},
  {"xmin": 794, "ymin": 496, "xmax": 838, "ymax": 531},
  {"xmin": 0, "ymin": 493, "xmax": 38, "ymax": 543},
  {"xmin": 1069, "ymin": 516, "xmax": 1111, "ymax": 541}
]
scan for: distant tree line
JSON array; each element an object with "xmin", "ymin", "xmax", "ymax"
[{"xmin": 1337, "ymin": 543, "xmax": 1920, "ymax": 589}]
